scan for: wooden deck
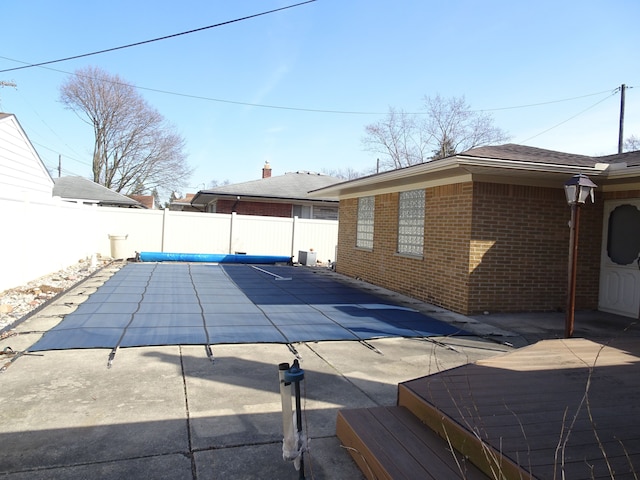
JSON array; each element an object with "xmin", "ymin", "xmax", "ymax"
[
  {"xmin": 338, "ymin": 338, "xmax": 640, "ymax": 479},
  {"xmin": 399, "ymin": 338, "xmax": 640, "ymax": 479},
  {"xmin": 337, "ymin": 406, "xmax": 487, "ymax": 479}
]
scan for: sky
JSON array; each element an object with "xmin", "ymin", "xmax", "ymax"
[{"xmin": 2, "ymin": 0, "xmax": 639, "ymax": 196}]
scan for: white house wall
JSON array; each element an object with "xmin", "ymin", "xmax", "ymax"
[
  {"xmin": 0, "ymin": 115, "xmax": 53, "ymax": 201},
  {"xmin": 0, "ymin": 196, "xmax": 338, "ymax": 293}
]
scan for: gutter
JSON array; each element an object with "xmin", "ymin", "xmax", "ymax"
[
  {"xmin": 191, "ymin": 192, "xmax": 339, "ymax": 207},
  {"xmin": 309, "ymin": 155, "xmax": 611, "ymax": 198}
]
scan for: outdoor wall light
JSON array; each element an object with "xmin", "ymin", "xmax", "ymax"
[
  {"xmin": 564, "ymin": 173, "xmax": 597, "ymax": 338},
  {"xmin": 564, "ymin": 173, "xmax": 598, "ymax": 206}
]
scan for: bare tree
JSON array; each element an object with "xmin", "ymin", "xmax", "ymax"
[
  {"xmin": 362, "ymin": 107, "xmax": 432, "ymax": 170},
  {"xmin": 362, "ymin": 95, "xmax": 510, "ymax": 170},
  {"xmin": 59, "ymin": 66, "xmax": 192, "ymax": 197},
  {"xmin": 624, "ymin": 135, "xmax": 640, "ymax": 152},
  {"xmin": 207, "ymin": 179, "xmax": 230, "ymax": 188},
  {"xmin": 423, "ymin": 95, "xmax": 510, "ymax": 160},
  {"xmin": 321, "ymin": 166, "xmax": 372, "ymax": 180}
]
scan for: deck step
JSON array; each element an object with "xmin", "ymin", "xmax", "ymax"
[
  {"xmin": 336, "ymin": 406, "xmax": 487, "ymax": 480},
  {"xmin": 398, "ymin": 381, "xmax": 532, "ymax": 480}
]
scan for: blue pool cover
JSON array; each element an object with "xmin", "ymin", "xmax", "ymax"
[{"xmin": 29, "ymin": 263, "xmax": 464, "ymax": 352}]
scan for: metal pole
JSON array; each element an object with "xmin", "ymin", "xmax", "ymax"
[
  {"xmin": 565, "ymin": 204, "xmax": 580, "ymax": 338},
  {"xmin": 618, "ymin": 84, "xmax": 626, "ymax": 154},
  {"xmin": 293, "ymin": 372, "xmax": 305, "ymax": 479},
  {"xmin": 281, "ymin": 360, "xmax": 306, "ymax": 478}
]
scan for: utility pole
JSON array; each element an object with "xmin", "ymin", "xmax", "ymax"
[
  {"xmin": 58, "ymin": 154, "xmax": 62, "ymax": 177},
  {"xmin": 0, "ymin": 80, "xmax": 17, "ymax": 110},
  {"xmin": 618, "ymin": 84, "xmax": 626, "ymax": 154}
]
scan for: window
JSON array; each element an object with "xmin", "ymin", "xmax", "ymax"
[
  {"xmin": 292, "ymin": 204, "xmax": 312, "ymax": 219},
  {"xmin": 607, "ymin": 204, "xmax": 640, "ymax": 265},
  {"xmin": 397, "ymin": 189, "xmax": 425, "ymax": 256},
  {"xmin": 356, "ymin": 196, "xmax": 374, "ymax": 249}
]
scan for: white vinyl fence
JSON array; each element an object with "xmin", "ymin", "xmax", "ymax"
[{"xmin": 0, "ymin": 196, "xmax": 338, "ymax": 293}]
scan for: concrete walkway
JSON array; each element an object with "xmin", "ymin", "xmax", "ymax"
[{"xmin": 0, "ymin": 263, "xmax": 633, "ymax": 479}]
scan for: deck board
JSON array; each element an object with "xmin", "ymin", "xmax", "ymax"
[
  {"xmin": 399, "ymin": 338, "xmax": 640, "ymax": 480},
  {"xmin": 337, "ymin": 406, "xmax": 487, "ymax": 479}
]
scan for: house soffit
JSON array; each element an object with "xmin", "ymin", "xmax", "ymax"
[
  {"xmin": 318, "ymin": 161, "xmax": 610, "ymax": 200},
  {"xmin": 596, "ymin": 165, "xmax": 640, "ymax": 191}
]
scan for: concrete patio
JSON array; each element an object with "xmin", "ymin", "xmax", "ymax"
[{"xmin": 0, "ymin": 262, "xmax": 636, "ymax": 479}]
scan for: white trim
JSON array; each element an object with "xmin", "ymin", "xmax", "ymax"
[{"xmin": 310, "ymin": 154, "xmax": 613, "ymax": 199}]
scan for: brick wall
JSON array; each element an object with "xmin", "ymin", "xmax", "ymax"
[
  {"xmin": 336, "ymin": 181, "xmax": 603, "ymax": 315},
  {"xmin": 216, "ymin": 199, "xmax": 292, "ymax": 217},
  {"xmin": 337, "ymin": 184, "xmax": 474, "ymax": 313},
  {"xmin": 603, "ymin": 190, "xmax": 640, "ymax": 200},
  {"xmin": 468, "ymin": 183, "xmax": 601, "ymax": 314}
]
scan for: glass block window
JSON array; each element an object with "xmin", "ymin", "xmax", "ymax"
[
  {"xmin": 356, "ymin": 196, "xmax": 375, "ymax": 249},
  {"xmin": 398, "ymin": 189, "xmax": 425, "ymax": 256}
]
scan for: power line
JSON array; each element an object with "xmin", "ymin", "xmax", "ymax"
[
  {"xmin": 102, "ymin": 83, "xmax": 636, "ymax": 116},
  {"xmin": 4, "ymin": 57, "xmax": 625, "ymax": 117},
  {"xmin": 32, "ymin": 140, "xmax": 91, "ymax": 173},
  {"xmin": 0, "ymin": 1, "xmax": 316, "ymax": 74},
  {"xmin": 15, "ymin": 88, "xmax": 86, "ymax": 160},
  {"xmin": 518, "ymin": 91, "xmax": 618, "ymax": 144},
  {"xmin": 473, "ymin": 88, "xmax": 618, "ymax": 112},
  {"xmin": 11, "ymin": 82, "xmax": 628, "ymax": 168}
]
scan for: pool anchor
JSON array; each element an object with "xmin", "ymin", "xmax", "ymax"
[{"xmin": 278, "ymin": 360, "xmax": 307, "ymax": 479}]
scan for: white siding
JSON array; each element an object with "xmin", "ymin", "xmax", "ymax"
[{"xmin": 0, "ymin": 115, "xmax": 54, "ymax": 201}]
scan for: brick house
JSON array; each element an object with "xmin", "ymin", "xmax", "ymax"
[
  {"xmin": 129, "ymin": 194, "xmax": 156, "ymax": 209},
  {"xmin": 190, "ymin": 162, "xmax": 341, "ymax": 220},
  {"xmin": 310, "ymin": 144, "xmax": 640, "ymax": 317},
  {"xmin": 169, "ymin": 193, "xmax": 200, "ymax": 212}
]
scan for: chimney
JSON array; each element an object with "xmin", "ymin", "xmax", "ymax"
[{"xmin": 262, "ymin": 161, "xmax": 272, "ymax": 179}]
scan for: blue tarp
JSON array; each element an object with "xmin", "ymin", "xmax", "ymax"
[{"xmin": 138, "ymin": 252, "xmax": 291, "ymax": 264}]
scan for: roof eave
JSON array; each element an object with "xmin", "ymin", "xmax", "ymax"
[
  {"xmin": 309, "ymin": 156, "xmax": 609, "ymax": 199},
  {"xmin": 191, "ymin": 192, "xmax": 338, "ymax": 206}
]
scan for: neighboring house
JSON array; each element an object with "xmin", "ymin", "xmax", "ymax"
[
  {"xmin": 0, "ymin": 113, "xmax": 54, "ymax": 201},
  {"xmin": 310, "ymin": 144, "xmax": 640, "ymax": 318},
  {"xmin": 190, "ymin": 162, "xmax": 341, "ymax": 219},
  {"xmin": 129, "ymin": 194, "xmax": 156, "ymax": 209},
  {"xmin": 169, "ymin": 193, "xmax": 201, "ymax": 212},
  {"xmin": 53, "ymin": 176, "xmax": 144, "ymax": 208}
]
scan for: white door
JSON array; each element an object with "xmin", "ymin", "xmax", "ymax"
[{"xmin": 599, "ymin": 199, "xmax": 640, "ymax": 318}]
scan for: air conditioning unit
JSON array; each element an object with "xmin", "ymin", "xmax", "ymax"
[{"xmin": 298, "ymin": 250, "xmax": 317, "ymax": 266}]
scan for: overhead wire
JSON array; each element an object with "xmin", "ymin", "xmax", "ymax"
[
  {"xmin": 1, "ymin": 2, "xmax": 630, "ymax": 160},
  {"xmin": 12, "ymin": 81, "xmax": 626, "ymax": 172},
  {"xmin": 2, "ymin": 56, "xmax": 626, "ymax": 117},
  {"xmin": 0, "ymin": 0, "xmax": 632, "ymax": 153},
  {"xmin": 14, "ymin": 88, "xmax": 87, "ymax": 160},
  {"xmin": 517, "ymin": 90, "xmax": 619, "ymax": 144},
  {"xmin": 33, "ymin": 140, "xmax": 90, "ymax": 168},
  {"xmin": 0, "ymin": 1, "xmax": 317, "ymax": 74},
  {"xmin": 473, "ymin": 88, "xmax": 618, "ymax": 112}
]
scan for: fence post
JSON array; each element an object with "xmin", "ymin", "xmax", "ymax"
[
  {"xmin": 290, "ymin": 216, "xmax": 298, "ymax": 260},
  {"xmin": 229, "ymin": 212, "xmax": 236, "ymax": 254},
  {"xmin": 161, "ymin": 208, "xmax": 169, "ymax": 252}
]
